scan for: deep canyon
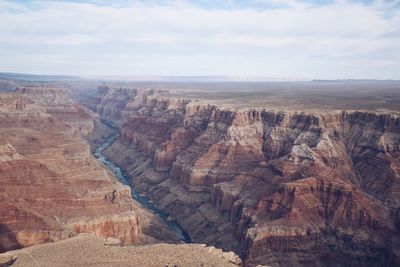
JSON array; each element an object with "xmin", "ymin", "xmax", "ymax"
[
  {"xmin": 1, "ymin": 80, "xmax": 400, "ymax": 267},
  {"xmin": 85, "ymin": 85, "xmax": 400, "ymax": 266}
]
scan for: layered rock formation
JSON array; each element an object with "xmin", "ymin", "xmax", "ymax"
[
  {"xmin": 87, "ymin": 86, "xmax": 400, "ymax": 266},
  {"xmin": 0, "ymin": 87, "xmax": 140, "ymax": 252}
]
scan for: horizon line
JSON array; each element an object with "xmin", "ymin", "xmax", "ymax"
[{"xmin": 1, "ymin": 72, "xmax": 400, "ymax": 82}]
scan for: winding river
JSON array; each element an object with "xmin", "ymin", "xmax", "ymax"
[{"xmin": 93, "ymin": 132, "xmax": 191, "ymax": 243}]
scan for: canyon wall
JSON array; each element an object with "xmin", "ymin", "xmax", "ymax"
[
  {"xmin": 0, "ymin": 87, "xmax": 141, "ymax": 252},
  {"xmin": 90, "ymin": 86, "xmax": 400, "ymax": 266}
]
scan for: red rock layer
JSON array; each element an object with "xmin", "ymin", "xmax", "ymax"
[
  {"xmin": 0, "ymin": 88, "xmax": 139, "ymax": 252},
  {"xmin": 90, "ymin": 86, "xmax": 400, "ymax": 266}
]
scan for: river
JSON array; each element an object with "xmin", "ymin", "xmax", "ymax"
[{"xmin": 93, "ymin": 132, "xmax": 191, "ymax": 243}]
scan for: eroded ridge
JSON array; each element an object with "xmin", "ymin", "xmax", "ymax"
[
  {"xmin": 88, "ymin": 86, "xmax": 400, "ymax": 266},
  {"xmin": 0, "ymin": 87, "xmax": 140, "ymax": 252}
]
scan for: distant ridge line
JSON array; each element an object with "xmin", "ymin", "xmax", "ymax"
[
  {"xmin": 0, "ymin": 72, "xmax": 81, "ymax": 82},
  {"xmin": 1, "ymin": 72, "xmax": 399, "ymax": 83}
]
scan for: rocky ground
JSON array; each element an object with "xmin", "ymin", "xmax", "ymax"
[{"xmin": 0, "ymin": 233, "xmax": 241, "ymax": 267}]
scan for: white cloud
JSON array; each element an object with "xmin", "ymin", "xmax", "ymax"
[{"xmin": 0, "ymin": 0, "xmax": 399, "ymax": 79}]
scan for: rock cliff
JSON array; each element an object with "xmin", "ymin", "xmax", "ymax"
[
  {"xmin": 88, "ymin": 86, "xmax": 400, "ymax": 266},
  {"xmin": 0, "ymin": 87, "xmax": 140, "ymax": 252}
]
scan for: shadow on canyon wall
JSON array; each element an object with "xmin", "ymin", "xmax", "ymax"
[{"xmin": 0, "ymin": 224, "xmax": 21, "ymax": 253}]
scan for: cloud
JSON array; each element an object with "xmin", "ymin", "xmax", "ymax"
[{"xmin": 0, "ymin": 0, "xmax": 399, "ymax": 79}]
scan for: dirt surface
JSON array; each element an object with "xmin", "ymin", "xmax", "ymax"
[{"xmin": 0, "ymin": 234, "xmax": 241, "ymax": 267}]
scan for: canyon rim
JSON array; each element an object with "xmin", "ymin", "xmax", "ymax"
[
  {"xmin": 0, "ymin": 79, "xmax": 399, "ymax": 267},
  {"xmin": 1, "ymin": 0, "xmax": 400, "ymax": 266}
]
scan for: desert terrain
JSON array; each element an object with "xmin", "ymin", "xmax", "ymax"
[
  {"xmin": 84, "ymin": 80, "xmax": 400, "ymax": 266},
  {"xmin": 0, "ymin": 76, "xmax": 399, "ymax": 266},
  {"xmin": 1, "ymin": 0, "xmax": 399, "ymax": 265},
  {"xmin": 0, "ymin": 234, "xmax": 240, "ymax": 267}
]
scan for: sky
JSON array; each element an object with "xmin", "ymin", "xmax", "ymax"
[{"xmin": 0, "ymin": 0, "xmax": 399, "ymax": 79}]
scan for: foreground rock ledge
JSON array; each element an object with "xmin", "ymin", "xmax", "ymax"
[{"xmin": 0, "ymin": 234, "xmax": 242, "ymax": 267}]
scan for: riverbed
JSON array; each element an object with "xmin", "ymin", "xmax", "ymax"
[{"xmin": 93, "ymin": 132, "xmax": 191, "ymax": 243}]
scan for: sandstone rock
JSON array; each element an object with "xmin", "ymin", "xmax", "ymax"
[
  {"xmin": 85, "ymin": 86, "xmax": 400, "ymax": 266},
  {"xmin": 0, "ymin": 87, "xmax": 140, "ymax": 252},
  {"xmin": 0, "ymin": 255, "xmax": 16, "ymax": 267},
  {"xmin": 0, "ymin": 144, "xmax": 23, "ymax": 162}
]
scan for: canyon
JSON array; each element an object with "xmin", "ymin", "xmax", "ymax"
[
  {"xmin": 1, "ymin": 0, "xmax": 399, "ymax": 265},
  {"xmin": 0, "ymin": 84, "xmax": 243, "ymax": 267},
  {"xmin": 84, "ymin": 85, "xmax": 400, "ymax": 266},
  {"xmin": 0, "ymin": 80, "xmax": 399, "ymax": 267},
  {"xmin": 0, "ymin": 86, "xmax": 190, "ymax": 253},
  {"xmin": 0, "ymin": 86, "xmax": 141, "ymax": 251}
]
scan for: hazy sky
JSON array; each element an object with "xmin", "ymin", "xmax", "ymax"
[{"xmin": 0, "ymin": 0, "xmax": 399, "ymax": 79}]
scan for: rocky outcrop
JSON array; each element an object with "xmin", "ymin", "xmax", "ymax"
[
  {"xmin": 246, "ymin": 177, "xmax": 394, "ymax": 266},
  {"xmin": 0, "ymin": 233, "xmax": 242, "ymax": 267},
  {"xmin": 89, "ymin": 86, "xmax": 400, "ymax": 266},
  {"xmin": 0, "ymin": 87, "xmax": 140, "ymax": 252}
]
